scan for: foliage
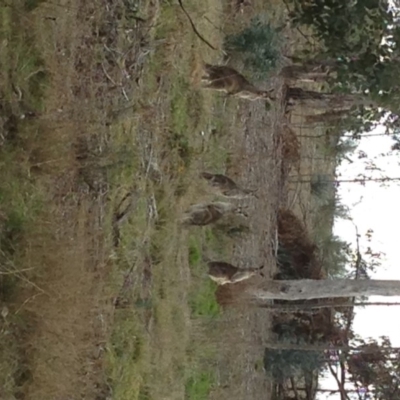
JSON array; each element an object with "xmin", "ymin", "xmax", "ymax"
[
  {"xmin": 224, "ymin": 17, "xmax": 280, "ymax": 79},
  {"xmin": 276, "ymin": 209, "xmax": 320, "ymax": 280},
  {"xmin": 317, "ymin": 233, "xmax": 351, "ymax": 278},
  {"xmin": 333, "ymin": 139, "xmax": 358, "ymax": 159},
  {"xmin": 346, "ymin": 336, "xmax": 400, "ymax": 400},
  {"xmin": 310, "ymin": 174, "xmax": 334, "ymax": 201},
  {"xmin": 323, "ymin": 195, "xmax": 350, "ymax": 221},
  {"xmin": 264, "ymin": 347, "xmax": 324, "ymax": 382},
  {"xmin": 185, "ymin": 370, "xmax": 215, "ymax": 400},
  {"xmin": 287, "ymin": 0, "xmax": 400, "ymax": 136}
]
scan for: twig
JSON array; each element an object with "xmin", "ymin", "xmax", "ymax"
[
  {"xmin": 121, "ymin": 87, "xmax": 130, "ymax": 102},
  {"xmin": 101, "ymin": 62, "xmax": 118, "ymax": 87},
  {"xmin": 280, "ymin": 0, "xmax": 314, "ymax": 46},
  {"xmin": 178, "ymin": 0, "xmax": 220, "ymax": 52},
  {"xmin": 15, "ymin": 292, "xmax": 43, "ymax": 315},
  {"xmin": 0, "ymin": 267, "xmax": 34, "ymax": 275}
]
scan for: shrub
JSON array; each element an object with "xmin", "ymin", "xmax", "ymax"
[
  {"xmin": 264, "ymin": 347, "xmax": 324, "ymax": 382},
  {"xmin": 224, "ymin": 17, "xmax": 280, "ymax": 79}
]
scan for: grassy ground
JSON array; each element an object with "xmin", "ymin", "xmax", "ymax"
[
  {"xmin": 0, "ymin": 0, "xmax": 252, "ymax": 399},
  {"xmin": 0, "ymin": 0, "xmax": 339, "ymax": 399}
]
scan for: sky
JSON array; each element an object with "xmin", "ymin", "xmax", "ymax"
[{"xmin": 317, "ymin": 127, "xmax": 400, "ymax": 399}]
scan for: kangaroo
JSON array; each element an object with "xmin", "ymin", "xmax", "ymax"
[
  {"xmin": 200, "ymin": 172, "xmax": 258, "ymax": 199},
  {"xmin": 201, "ymin": 63, "xmax": 275, "ymax": 101},
  {"xmin": 181, "ymin": 201, "xmax": 248, "ymax": 226},
  {"xmin": 208, "ymin": 262, "xmax": 264, "ymax": 285}
]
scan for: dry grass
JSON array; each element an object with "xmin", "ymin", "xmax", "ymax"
[
  {"xmin": 0, "ymin": 0, "xmax": 244, "ymax": 399},
  {"xmin": 0, "ymin": 0, "xmax": 332, "ymax": 399}
]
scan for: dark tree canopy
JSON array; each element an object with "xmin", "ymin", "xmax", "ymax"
[{"xmin": 288, "ymin": 0, "xmax": 400, "ymax": 135}]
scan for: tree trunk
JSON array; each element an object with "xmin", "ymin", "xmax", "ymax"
[
  {"xmin": 304, "ymin": 109, "xmax": 349, "ymax": 124},
  {"xmin": 279, "ymin": 64, "xmax": 331, "ymax": 83},
  {"xmin": 265, "ymin": 341, "xmax": 400, "ymax": 353},
  {"xmin": 284, "ymin": 55, "xmax": 345, "ymax": 69},
  {"xmin": 286, "ymin": 87, "xmax": 375, "ymax": 110},
  {"xmin": 289, "ymin": 177, "xmax": 400, "ymax": 185},
  {"xmin": 258, "ymin": 300, "xmax": 400, "ymax": 312},
  {"xmin": 249, "ymin": 279, "xmax": 400, "ymax": 301}
]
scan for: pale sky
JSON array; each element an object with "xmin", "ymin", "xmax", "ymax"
[{"xmin": 317, "ymin": 127, "xmax": 400, "ymax": 399}]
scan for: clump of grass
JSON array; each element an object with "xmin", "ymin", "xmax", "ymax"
[
  {"xmin": 0, "ymin": 7, "xmax": 48, "ymax": 113},
  {"xmin": 189, "ymin": 238, "xmax": 202, "ymax": 266},
  {"xmin": 189, "ymin": 279, "xmax": 220, "ymax": 318},
  {"xmin": 106, "ymin": 312, "xmax": 149, "ymax": 399},
  {"xmin": 0, "ymin": 319, "xmax": 32, "ymax": 399},
  {"xmin": 185, "ymin": 370, "xmax": 215, "ymax": 400},
  {"xmin": 24, "ymin": 0, "xmax": 47, "ymax": 11}
]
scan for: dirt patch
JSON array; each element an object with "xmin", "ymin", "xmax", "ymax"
[{"xmin": 18, "ymin": 198, "xmax": 111, "ymax": 399}]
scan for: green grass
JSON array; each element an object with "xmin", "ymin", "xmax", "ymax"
[
  {"xmin": 185, "ymin": 370, "xmax": 216, "ymax": 400},
  {"xmin": 189, "ymin": 237, "xmax": 202, "ymax": 266},
  {"xmin": 189, "ymin": 279, "xmax": 220, "ymax": 318},
  {"xmin": 0, "ymin": 4, "xmax": 50, "ymax": 397},
  {"xmin": 0, "ymin": 0, "xmax": 293, "ymax": 398},
  {"xmin": 106, "ymin": 312, "xmax": 149, "ymax": 400},
  {"xmin": 102, "ymin": 1, "xmax": 229, "ymax": 398},
  {"xmin": 0, "ymin": 7, "xmax": 48, "ymax": 113}
]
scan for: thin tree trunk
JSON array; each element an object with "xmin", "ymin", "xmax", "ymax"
[
  {"xmin": 289, "ymin": 177, "xmax": 400, "ymax": 184},
  {"xmin": 265, "ymin": 341, "xmax": 400, "ymax": 353},
  {"xmin": 328, "ymin": 363, "xmax": 349, "ymax": 400},
  {"xmin": 304, "ymin": 109, "xmax": 349, "ymax": 124},
  {"xmin": 295, "ymin": 132, "xmax": 391, "ymax": 139},
  {"xmin": 258, "ymin": 301, "xmax": 400, "ymax": 312},
  {"xmin": 249, "ymin": 279, "xmax": 400, "ymax": 301},
  {"xmin": 287, "ymin": 87, "xmax": 375, "ymax": 110},
  {"xmin": 279, "ymin": 64, "xmax": 331, "ymax": 83}
]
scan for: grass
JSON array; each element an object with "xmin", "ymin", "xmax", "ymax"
[
  {"xmin": 0, "ymin": 3, "xmax": 52, "ymax": 396},
  {"xmin": 186, "ymin": 370, "xmax": 216, "ymax": 400},
  {"xmin": 101, "ymin": 0, "xmax": 229, "ymax": 399},
  {"xmin": 0, "ymin": 0, "xmax": 339, "ymax": 400}
]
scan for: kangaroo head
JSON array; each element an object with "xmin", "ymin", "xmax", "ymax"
[
  {"xmin": 235, "ymin": 205, "xmax": 249, "ymax": 218},
  {"xmin": 230, "ymin": 265, "xmax": 264, "ymax": 283},
  {"xmin": 261, "ymin": 89, "xmax": 276, "ymax": 101}
]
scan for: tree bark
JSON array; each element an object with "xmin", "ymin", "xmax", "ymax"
[
  {"xmin": 249, "ymin": 279, "xmax": 400, "ymax": 301},
  {"xmin": 304, "ymin": 109, "xmax": 349, "ymax": 124},
  {"xmin": 288, "ymin": 177, "xmax": 400, "ymax": 184},
  {"xmin": 286, "ymin": 87, "xmax": 376, "ymax": 110},
  {"xmin": 279, "ymin": 64, "xmax": 331, "ymax": 83},
  {"xmin": 265, "ymin": 341, "xmax": 400, "ymax": 353},
  {"xmin": 258, "ymin": 301, "xmax": 400, "ymax": 312}
]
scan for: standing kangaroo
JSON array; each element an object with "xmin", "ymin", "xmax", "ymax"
[
  {"xmin": 201, "ymin": 63, "xmax": 275, "ymax": 101},
  {"xmin": 208, "ymin": 262, "xmax": 264, "ymax": 285},
  {"xmin": 181, "ymin": 201, "xmax": 247, "ymax": 226},
  {"xmin": 200, "ymin": 172, "xmax": 258, "ymax": 199}
]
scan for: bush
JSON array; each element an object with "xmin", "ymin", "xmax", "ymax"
[
  {"xmin": 224, "ymin": 17, "xmax": 280, "ymax": 79},
  {"xmin": 317, "ymin": 234, "xmax": 351, "ymax": 277},
  {"xmin": 264, "ymin": 347, "xmax": 324, "ymax": 382}
]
